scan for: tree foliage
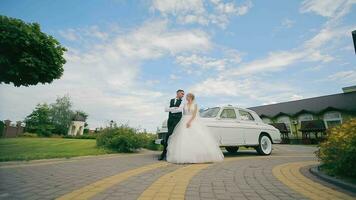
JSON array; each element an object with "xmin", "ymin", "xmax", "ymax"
[
  {"xmin": 50, "ymin": 95, "xmax": 74, "ymax": 135},
  {"xmin": 24, "ymin": 103, "xmax": 54, "ymax": 136},
  {"xmin": 0, "ymin": 15, "xmax": 66, "ymax": 87}
]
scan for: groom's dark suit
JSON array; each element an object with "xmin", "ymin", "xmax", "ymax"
[{"xmin": 160, "ymin": 98, "xmax": 182, "ymax": 160}]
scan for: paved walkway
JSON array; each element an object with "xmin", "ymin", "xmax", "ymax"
[{"xmin": 0, "ymin": 145, "xmax": 354, "ymax": 200}]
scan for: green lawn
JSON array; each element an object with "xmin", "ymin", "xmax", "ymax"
[{"xmin": 0, "ymin": 137, "xmax": 114, "ymax": 162}]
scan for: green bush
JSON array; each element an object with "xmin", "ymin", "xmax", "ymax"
[
  {"xmin": 139, "ymin": 132, "xmax": 161, "ymax": 151},
  {"xmin": 62, "ymin": 134, "xmax": 97, "ymax": 139},
  {"xmin": 20, "ymin": 132, "xmax": 39, "ymax": 138},
  {"xmin": 96, "ymin": 126, "xmax": 143, "ymax": 153},
  {"xmin": 317, "ymin": 118, "xmax": 356, "ymax": 178}
]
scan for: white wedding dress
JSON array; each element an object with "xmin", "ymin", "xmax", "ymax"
[{"xmin": 166, "ymin": 102, "xmax": 224, "ymax": 164}]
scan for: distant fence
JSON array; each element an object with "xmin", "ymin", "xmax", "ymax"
[{"xmin": 1, "ymin": 120, "xmax": 24, "ymax": 138}]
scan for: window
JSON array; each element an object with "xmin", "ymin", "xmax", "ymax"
[
  {"xmin": 298, "ymin": 113, "xmax": 313, "ymax": 123},
  {"xmin": 220, "ymin": 109, "xmax": 237, "ymax": 119},
  {"xmin": 262, "ymin": 117, "xmax": 272, "ymax": 124},
  {"xmin": 324, "ymin": 111, "xmax": 342, "ymax": 128},
  {"xmin": 238, "ymin": 110, "xmax": 254, "ymax": 121},
  {"xmin": 277, "ymin": 116, "xmax": 292, "ymax": 134},
  {"xmin": 200, "ymin": 107, "xmax": 220, "ymax": 118}
]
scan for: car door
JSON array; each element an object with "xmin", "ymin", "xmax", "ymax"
[
  {"xmin": 210, "ymin": 108, "xmax": 244, "ymax": 145},
  {"xmin": 237, "ymin": 109, "xmax": 260, "ymax": 145}
]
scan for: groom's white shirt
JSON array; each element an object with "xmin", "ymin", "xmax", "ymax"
[{"xmin": 165, "ymin": 98, "xmax": 184, "ymax": 113}]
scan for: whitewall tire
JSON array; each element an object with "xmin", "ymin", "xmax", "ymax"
[{"xmin": 256, "ymin": 134, "xmax": 272, "ymax": 155}]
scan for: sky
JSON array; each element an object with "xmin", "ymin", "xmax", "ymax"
[{"xmin": 0, "ymin": 0, "xmax": 355, "ymax": 132}]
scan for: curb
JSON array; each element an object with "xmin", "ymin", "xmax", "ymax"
[{"xmin": 309, "ymin": 165, "xmax": 356, "ymax": 194}]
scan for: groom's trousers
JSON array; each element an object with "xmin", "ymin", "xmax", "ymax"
[{"xmin": 161, "ymin": 117, "xmax": 181, "ymax": 158}]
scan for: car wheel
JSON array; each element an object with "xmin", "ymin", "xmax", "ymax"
[
  {"xmin": 256, "ymin": 134, "xmax": 272, "ymax": 155},
  {"xmin": 225, "ymin": 146, "xmax": 239, "ymax": 153}
]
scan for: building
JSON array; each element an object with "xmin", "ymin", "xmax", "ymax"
[
  {"xmin": 67, "ymin": 113, "xmax": 86, "ymax": 136},
  {"xmin": 248, "ymin": 86, "xmax": 356, "ymax": 143}
]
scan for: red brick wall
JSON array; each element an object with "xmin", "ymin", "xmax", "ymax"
[{"xmin": 3, "ymin": 120, "xmax": 24, "ymax": 138}]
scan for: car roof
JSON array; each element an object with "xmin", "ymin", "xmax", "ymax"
[{"xmin": 219, "ymin": 105, "xmax": 256, "ymax": 113}]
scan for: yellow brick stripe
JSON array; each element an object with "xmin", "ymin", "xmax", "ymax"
[
  {"xmin": 138, "ymin": 163, "xmax": 212, "ymax": 200},
  {"xmin": 272, "ymin": 161, "xmax": 354, "ymax": 200},
  {"xmin": 56, "ymin": 162, "xmax": 170, "ymax": 200}
]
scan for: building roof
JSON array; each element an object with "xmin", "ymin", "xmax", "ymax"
[{"xmin": 248, "ymin": 91, "xmax": 356, "ymax": 118}]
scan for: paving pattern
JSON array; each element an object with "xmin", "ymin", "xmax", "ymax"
[
  {"xmin": 0, "ymin": 145, "xmax": 354, "ymax": 200},
  {"xmin": 273, "ymin": 161, "xmax": 354, "ymax": 200}
]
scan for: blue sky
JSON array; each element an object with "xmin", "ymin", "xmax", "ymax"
[{"xmin": 0, "ymin": 0, "xmax": 355, "ymax": 131}]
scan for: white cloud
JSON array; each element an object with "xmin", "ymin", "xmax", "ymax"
[
  {"xmin": 176, "ymin": 54, "xmax": 226, "ymax": 71},
  {"xmin": 151, "ymin": 0, "xmax": 252, "ymax": 28},
  {"xmin": 290, "ymin": 94, "xmax": 304, "ymax": 101},
  {"xmin": 328, "ymin": 70, "xmax": 356, "ymax": 84},
  {"xmin": 169, "ymin": 74, "xmax": 181, "ymax": 80},
  {"xmin": 59, "ymin": 25, "xmax": 109, "ymax": 42},
  {"xmin": 59, "ymin": 29, "xmax": 78, "ymax": 41},
  {"xmin": 304, "ymin": 27, "xmax": 349, "ymax": 49},
  {"xmin": 300, "ymin": 0, "xmax": 355, "ymax": 18},
  {"xmin": 281, "ymin": 18, "xmax": 295, "ymax": 28},
  {"xmin": 211, "ymin": 0, "xmax": 252, "ymax": 15},
  {"xmin": 225, "ymin": 51, "xmax": 305, "ymax": 76},
  {"xmin": 176, "ymin": 49, "xmax": 243, "ymax": 74},
  {"xmin": 152, "ymin": 0, "xmax": 205, "ymax": 15},
  {"xmin": 0, "ymin": 19, "xmax": 212, "ymax": 131},
  {"xmin": 187, "ymin": 0, "xmax": 354, "ymax": 106},
  {"xmin": 189, "ymin": 77, "xmax": 304, "ymax": 106},
  {"xmin": 223, "ymin": 23, "xmax": 352, "ymax": 76}
]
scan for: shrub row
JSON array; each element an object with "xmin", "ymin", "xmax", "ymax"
[
  {"xmin": 62, "ymin": 134, "xmax": 97, "ymax": 139},
  {"xmin": 96, "ymin": 125, "xmax": 160, "ymax": 153}
]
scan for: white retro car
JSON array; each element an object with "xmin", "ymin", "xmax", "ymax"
[{"xmin": 156, "ymin": 105, "xmax": 281, "ymax": 155}]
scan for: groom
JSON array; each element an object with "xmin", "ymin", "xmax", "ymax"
[{"xmin": 159, "ymin": 89, "xmax": 185, "ymax": 160}]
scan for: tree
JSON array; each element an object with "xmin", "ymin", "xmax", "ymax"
[
  {"xmin": 0, "ymin": 15, "xmax": 66, "ymax": 87},
  {"xmin": 0, "ymin": 121, "xmax": 4, "ymax": 137},
  {"xmin": 24, "ymin": 103, "xmax": 54, "ymax": 136},
  {"xmin": 75, "ymin": 110, "xmax": 88, "ymax": 121},
  {"xmin": 50, "ymin": 95, "xmax": 74, "ymax": 135}
]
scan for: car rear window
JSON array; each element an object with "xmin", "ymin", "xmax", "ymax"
[
  {"xmin": 220, "ymin": 109, "xmax": 237, "ymax": 119},
  {"xmin": 239, "ymin": 110, "xmax": 255, "ymax": 121}
]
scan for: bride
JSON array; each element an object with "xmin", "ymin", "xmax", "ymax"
[{"xmin": 166, "ymin": 93, "xmax": 224, "ymax": 164}]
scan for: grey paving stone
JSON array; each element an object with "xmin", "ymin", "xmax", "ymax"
[
  {"xmin": 186, "ymin": 146, "xmax": 318, "ymax": 200},
  {"xmin": 1, "ymin": 145, "xmax": 342, "ymax": 200},
  {"xmin": 0, "ymin": 153, "xmax": 159, "ymax": 200}
]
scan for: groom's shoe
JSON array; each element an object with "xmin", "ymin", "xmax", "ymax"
[{"xmin": 158, "ymin": 155, "xmax": 165, "ymax": 161}]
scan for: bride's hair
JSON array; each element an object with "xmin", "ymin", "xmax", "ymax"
[{"xmin": 186, "ymin": 93, "xmax": 195, "ymax": 101}]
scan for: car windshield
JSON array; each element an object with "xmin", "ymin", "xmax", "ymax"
[{"xmin": 200, "ymin": 107, "xmax": 220, "ymax": 118}]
